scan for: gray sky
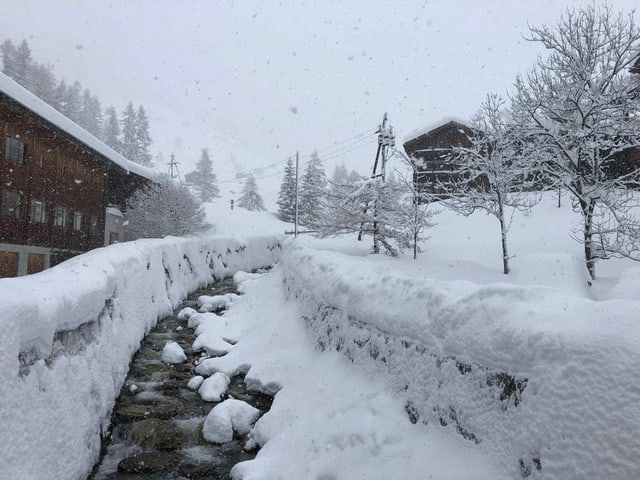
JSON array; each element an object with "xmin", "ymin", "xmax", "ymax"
[{"xmin": 1, "ymin": 0, "xmax": 639, "ymax": 176}]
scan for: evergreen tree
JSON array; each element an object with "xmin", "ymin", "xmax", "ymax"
[
  {"xmin": 193, "ymin": 148, "xmax": 220, "ymax": 202},
  {"xmin": 103, "ymin": 106, "xmax": 122, "ymax": 153},
  {"xmin": 80, "ymin": 89, "xmax": 103, "ymax": 138},
  {"xmin": 237, "ymin": 174, "xmax": 265, "ymax": 211},
  {"xmin": 121, "ymin": 102, "xmax": 138, "ymax": 162},
  {"xmin": 63, "ymin": 81, "xmax": 83, "ymax": 123},
  {"xmin": 13, "ymin": 40, "xmax": 34, "ymax": 88},
  {"xmin": 135, "ymin": 105, "xmax": 153, "ymax": 166},
  {"xmin": 31, "ymin": 63, "xmax": 56, "ymax": 104},
  {"xmin": 277, "ymin": 157, "xmax": 296, "ymax": 222},
  {"xmin": 0, "ymin": 39, "xmax": 17, "ymax": 78},
  {"xmin": 298, "ymin": 151, "xmax": 326, "ymax": 227},
  {"xmin": 52, "ymin": 79, "xmax": 68, "ymax": 112}
]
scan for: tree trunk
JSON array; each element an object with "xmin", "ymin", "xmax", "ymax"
[
  {"xmin": 498, "ymin": 203, "xmax": 510, "ymax": 274},
  {"xmin": 582, "ymin": 198, "xmax": 597, "ymax": 280}
]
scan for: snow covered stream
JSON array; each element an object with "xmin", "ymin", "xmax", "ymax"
[{"xmin": 0, "ymin": 234, "xmax": 282, "ymax": 479}]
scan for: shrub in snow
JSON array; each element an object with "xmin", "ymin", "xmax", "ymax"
[
  {"xmin": 125, "ymin": 174, "xmax": 211, "ymax": 239},
  {"xmin": 198, "ymin": 371, "xmax": 230, "ymax": 402},
  {"xmin": 161, "ymin": 341, "xmax": 187, "ymax": 364},
  {"xmin": 202, "ymin": 399, "xmax": 261, "ymax": 444}
]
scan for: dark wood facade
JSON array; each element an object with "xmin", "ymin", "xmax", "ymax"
[
  {"xmin": 0, "ymin": 85, "xmax": 148, "ymax": 277},
  {"xmin": 404, "ymin": 120, "xmax": 475, "ymax": 198}
]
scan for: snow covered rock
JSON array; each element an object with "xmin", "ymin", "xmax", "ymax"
[
  {"xmin": 177, "ymin": 307, "xmax": 197, "ymax": 320},
  {"xmin": 161, "ymin": 341, "xmax": 187, "ymax": 364},
  {"xmin": 202, "ymin": 399, "xmax": 261, "ymax": 444},
  {"xmin": 198, "ymin": 293, "xmax": 238, "ymax": 312},
  {"xmin": 198, "ymin": 372, "xmax": 230, "ymax": 402},
  {"xmin": 187, "ymin": 375, "xmax": 204, "ymax": 390},
  {"xmin": 192, "ymin": 331, "xmax": 233, "ymax": 356}
]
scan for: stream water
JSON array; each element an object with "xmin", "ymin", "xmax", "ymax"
[{"xmin": 89, "ymin": 278, "xmax": 272, "ymax": 480}]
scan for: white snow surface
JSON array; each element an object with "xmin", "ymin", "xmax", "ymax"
[
  {"xmin": 202, "ymin": 398, "xmax": 261, "ymax": 444},
  {"xmin": 161, "ymin": 340, "xmax": 187, "ymax": 364},
  {"xmin": 0, "ymin": 233, "xmax": 282, "ymax": 479},
  {"xmin": 198, "ymin": 292, "xmax": 238, "ymax": 312},
  {"xmin": 198, "ymin": 371, "xmax": 231, "ymax": 402}
]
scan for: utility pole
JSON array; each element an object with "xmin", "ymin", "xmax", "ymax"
[
  {"xmin": 294, "ymin": 151, "xmax": 299, "ymax": 237},
  {"xmin": 367, "ymin": 113, "xmax": 395, "ymax": 253},
  {"xmin": 167, "ymin": 154, "xmax": 181, "ymax": 181}
]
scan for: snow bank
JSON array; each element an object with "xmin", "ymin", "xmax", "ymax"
[
  {"xmin": 279, "ymin": 244, "xmax": 640, "ymax": 479},
  {"xmin": 0, "ymin": 234, "xmax": 282, "ymax": 480}
]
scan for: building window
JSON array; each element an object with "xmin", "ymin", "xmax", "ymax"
[
  {"xmin": 73, "ymin": 211, "xmax": 83, "ymax": 231},
  {"xmin": 5, "ymin": 137, "xmax": 26, "ymax": 164},
  {"xmin": 53, "ymin": 206, "xmax": 68, "ymax": 227},
  {"xmin": 89, "ymin": 216, "xmax": 98, "ymax": 233},
  {"xmin": 27, "ymin": 253, "xmax": 45, "ymax": 275},
  {"xmin": 29, "ymin": 199, "xmax": 47, "ymax": 223},
  {"xmin": 1, "ymin": 191, "xmax": 22, "ymax": 218}
]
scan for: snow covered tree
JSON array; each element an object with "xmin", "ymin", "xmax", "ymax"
[
  {"xmin": 121, "ymin": 102, "xmax": 138, "ymax": 162},
  {"xmin": 298, "ymin": 151, "xmax": 326, "ymax": 228},
  {"xmin": 446, "ymin": 93, "xmax": 537, "ymax": 274},
  {"xmin": 103, "ymin": 106, "xmax": 122, "ymax": 153},
  {"xmin": 391, "ymin": 152, "xmax": 438, "ymax": 259},
  {"xmin": 318, "ymin": 176, "xmax": 405, "ymax": 255},
  {"xmin": 277, "ymin": 157, "xmax": 296, "ymax": 222},
  {"xmin": 237, "ymin": 174, "xmax": 265, "ymax": 211},
  {"xmin": 80, "ymin": 89, "xmax": 103, "ymax": 138},
  {"xmin": 30, "ymin": 63, "xmax": 56, "ymax": 104},
  {"xmin": 511, "ymin": 5, "xmax": 640, "ymax": 280},
  {"xmin": 62, "ymin": 81, "xmax": 83, "ymax": 124},
  {"xmin": 192, "ymin": 148, "xmax": 220, "ymax": 202},
  {"xmin": 135, "ymin": 105, "xmax": 153, "ymax": 166},
  {"xmin": 0, "ymin": 39, "xmax": 17, "ymax": 79},
  {"xmin": 125, "ymin": 175, "xmax": 210, "ymax": 239}
]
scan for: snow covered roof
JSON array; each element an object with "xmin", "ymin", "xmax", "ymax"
[
  {"xmin": 0, "ymin": 72, "xmax": 154, "ymax": 181},
  {"xmin": 403, "ymin": 116, "xmax": 470, "ymax": 144}
]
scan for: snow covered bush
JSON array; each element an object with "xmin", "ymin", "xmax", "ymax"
[{"xmin": 125, "ymin": 174, "xmax": 211, "ymax": 239}]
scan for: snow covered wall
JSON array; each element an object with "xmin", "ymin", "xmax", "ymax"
[
  {"xmin": 0, "ymin": 235, "xmax": 282, "ymax": 480},
  {"xmin": 280, "ymin": 245, "xmax": 640, "ymax": 479}
]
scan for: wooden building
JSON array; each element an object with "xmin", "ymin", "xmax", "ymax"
[
  {"xmin": 0, "ymin": 73, "xmax": 152, "ymax": 277},
  {"xmin": 403, "ymin": 118, "xmax": 475, "ymax": 199}
]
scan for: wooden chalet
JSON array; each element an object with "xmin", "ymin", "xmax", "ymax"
[
  {"xmin": 403, "ymin": 118, "xmax": 475, "ymax": 199},
  {"xmin": 0, "ymin": 73, "xmax": 152, "ymax": 277}
]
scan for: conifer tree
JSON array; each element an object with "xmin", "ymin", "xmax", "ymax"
[
  {"xmin": 0, "ymin": 39, "xmax": 17, "ymax": 78},
  {"xmin": 298, "ymin": 151, "xmax": 326, "ymax": 228},
  {"xmin": 121, "ymin": 102, "xmax": 138, "ymax": 162},
  {"xmin": 135, "ymin": 105, "xmax": 153, "ymax": 166},
  {"xmin": 237, "ymin": 174, "xmax": 265, "ymax": 211},
  {"xmin": 80, "ymin": 89, "xmax": 103, "ymax": 138},
  {"xmin": 277, "ymin": 157, "xmax": 296, "ymax": 222},
  {"xmin": 103, "ymin": 106, "xmax": 122, "ymax": 153},
  {"xmin": 193, "ymin": 148, "xmax": 220, "ymax": 202}
]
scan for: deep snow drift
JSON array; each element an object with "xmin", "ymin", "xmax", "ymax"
[{"xmin": 0, "ymin": 234, "xmax": 282, "ymax": 479}]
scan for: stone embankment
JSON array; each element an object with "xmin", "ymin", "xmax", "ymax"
[{"xmin": 90, "ymin": 278, "xmax": 271, "ymax": 480}]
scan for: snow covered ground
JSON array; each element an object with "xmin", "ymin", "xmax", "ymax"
[
  {"xmin": 194, "ymin": 193, "xmax": 640, "ymax": 479},
  {"xmin": 0, "ymin": 234, "xmax": 282, "ymax": 479},
  {"xmin": 1, "ymin": 191, "xmax": 640, "ymax": 479}
]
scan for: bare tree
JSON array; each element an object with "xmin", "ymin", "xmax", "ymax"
[
  {"xmin": 511, "ymin": 5, "xmax": 640, "ymax": 280},
  {"xmin": 445, "ymin": 93, "xmax": 537, "ymax": 274}
]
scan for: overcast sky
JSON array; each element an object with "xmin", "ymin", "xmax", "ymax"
[{"xmin": 1, "ymin": 0, "xmax": 639, "ymax": 175}]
